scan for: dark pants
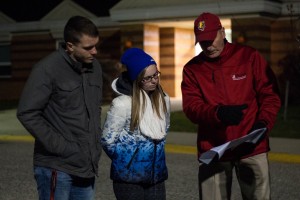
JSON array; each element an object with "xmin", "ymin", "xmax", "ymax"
[{"xmin": 113, "ymin": 181, "xmax": 166, "ymax": 200}]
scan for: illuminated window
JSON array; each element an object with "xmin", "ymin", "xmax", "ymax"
[{"xmin": 0, "ymin": 44, "xmax": 11, "ymax": 78}]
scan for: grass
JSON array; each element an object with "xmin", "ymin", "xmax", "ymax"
[
  {"xmin": 169, "ymin": 111, "xmax": 197, "ymax": 133},
  {"xmin": 169, "ymin": 105, "xmax": 300, "ymax": 139},
  {"xmin": 270, "ymin": 105, "xmax": 300, "ymax": 139}
]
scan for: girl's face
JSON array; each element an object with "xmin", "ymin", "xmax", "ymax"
[{"xmin": 140, "ymin": 65, "xmax": 160, "ymax": 93}]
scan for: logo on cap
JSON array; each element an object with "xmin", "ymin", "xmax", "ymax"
[{"xmin": 198, "ymin": 21, "xmax": 205, "ymax": 31}]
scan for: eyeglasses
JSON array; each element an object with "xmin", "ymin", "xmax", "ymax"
[{"xmin": 141, "ymin": 71, "xmax": 161, "ymax": 83}]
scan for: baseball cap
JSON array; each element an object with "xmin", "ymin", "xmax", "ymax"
[
  {"xmin": 121, "ymin": 48, "xmax": 157, "ymax": 81},
  {"xmin": 194, "ymin": 12, "xmax": 222, "ymax": 43}
]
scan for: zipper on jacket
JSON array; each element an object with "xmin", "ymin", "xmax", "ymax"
[
  {"xmin": 82, "ymin": 73, "xmax": 96, "ymax": 176},
  {"xmin": 151, "ymin": 141, "xmax": 158, "ymax": 183},
  {"xmin": 220, "ymin": 68, "xmax": 231, "ymax": 103},
  {"xmin": 126, "ymin": 148, "xmax": 139, "ymax": 169},
  {"xmin": 212, "ymin": 70, "xmax": 215, "ymax": 83}
]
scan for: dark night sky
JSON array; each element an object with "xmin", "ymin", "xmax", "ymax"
[{"xmin": 0, "ymin": 0, "xmax": 121, "ymax": 22}]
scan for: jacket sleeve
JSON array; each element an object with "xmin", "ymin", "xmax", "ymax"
[
  {"xmin": 252, "ymin": 51, "xmax": 281, "ymax": 130},
  {"xmin": 164, "ymin": 94, "xmax": 171, "ymax": 132},
  {"xmin": 101, "ymin": 96, "xmax": 128, "ymax": 158},
  {"xmin": 16, "ymin": 64, "xmax": 79, "ymax": 156},
  {"xmin": 181, "ymin": 67, "xmax": 218, "ymax": 125}
]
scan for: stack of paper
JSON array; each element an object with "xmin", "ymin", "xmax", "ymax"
[{"xmin": 199, "ymin": 128, "xmax": 267, "ymax": 164}]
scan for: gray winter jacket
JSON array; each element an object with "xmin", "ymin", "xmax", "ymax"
[{"xmin": 17, "ymin": 44, "xmax": 103, "ymax": 178}]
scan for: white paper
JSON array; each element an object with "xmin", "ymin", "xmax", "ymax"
[{"xmin": 199, "ymin": 128, "xmax": 267, "ymax": 164}]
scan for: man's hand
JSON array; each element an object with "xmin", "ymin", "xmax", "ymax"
[
  {"xmin": 249, "ymin": 121, "xmax": 267, "ymax": 133},
  {"xmin": 246, "ymin": 121, "xmax": 268, "ymax": 145},
  {"xmin": 216, "ymin": 104, "xmax": 248, "ymax": 125}
]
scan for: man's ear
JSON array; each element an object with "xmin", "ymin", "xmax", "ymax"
[
  {"xmin": 221, "ymin": 27, "xmax": 226, "ymax": 39},
  {"xmin": 66, "ymin": 42, "xmax": 74, "ymax": 52}
]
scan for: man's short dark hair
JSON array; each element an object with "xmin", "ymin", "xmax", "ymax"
[{"xmin": 64, "ymin": 16, "xmax": 99, "ymax": 44}]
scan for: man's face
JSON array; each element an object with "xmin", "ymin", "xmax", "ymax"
[
  {"xmin": 199, "ymin": 28, "xmax": 225, "ymax": 59},
  {"xmin": 67, "ymin": 34, "xmax": 99, "ymax": 63}
]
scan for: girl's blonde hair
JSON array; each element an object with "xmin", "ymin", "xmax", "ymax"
[{"xmin": 129, "ymin": 66, "xmax": 167, "ymax": 131}]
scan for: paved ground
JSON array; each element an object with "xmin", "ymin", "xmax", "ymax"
[
  {"xmin": 1, "ymin": 98, "xmax": 300, "ymax": 199},
  {"xmin": 1, "ymin": 142, "xmax": 300, "ymax": 200}
]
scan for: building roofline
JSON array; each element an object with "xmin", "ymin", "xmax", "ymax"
[
  {"xmin": 0, "ymin": 17, "xmax": 120, "ymax": 42},
  {"xmin": 0, "ymin": 17, "xmax": 120, "ymax": 33},
  {"xmin": 110, "ymin": 0, "xmax": 283, "ymax": 22}
]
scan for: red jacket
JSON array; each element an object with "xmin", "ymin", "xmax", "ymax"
[{"xmin": 181, "ymin": 41, "xmax": 281, "ymax": 161}]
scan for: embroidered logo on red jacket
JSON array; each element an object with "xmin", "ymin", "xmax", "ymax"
[{"xmin": 232, "ymin": 74, "xmax": 246, "ymax": 80}]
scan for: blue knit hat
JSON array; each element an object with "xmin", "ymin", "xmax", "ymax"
[{"xmin": 121, "ymin": 48, "xmax": 157, "ymax": 81}]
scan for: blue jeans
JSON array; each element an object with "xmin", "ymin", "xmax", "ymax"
[{"xmin": 34, "ymin": 166, "xmax": 95, "ymax": 200}]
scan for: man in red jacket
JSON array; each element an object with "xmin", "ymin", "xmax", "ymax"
[{"xmin": 181, "ymin": 12, "xmax": 281, "ymax": 200}]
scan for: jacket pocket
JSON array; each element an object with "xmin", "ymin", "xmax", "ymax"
[
  {"xmin": 55, "ymin": 81, "xmax": 83, "ymax": 110},
  {"xmin": 112, "ymin": 141, "xmax": 155, "ymax": 183},
  {"xmin": 62, "ymin": 141, "xmax": 89, "ymax": 168},
  {"xmin": 89, "ymin": 79, "xmax": 102, "ymax": 105},
  {"xmin": 126, "ymin": 148, "xmax": 139, "ymax": 169}
]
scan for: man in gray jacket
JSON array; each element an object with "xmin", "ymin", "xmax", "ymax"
[{"xmin": 17, "ymin": 16, "xmax": 103, "ymax": 200}]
